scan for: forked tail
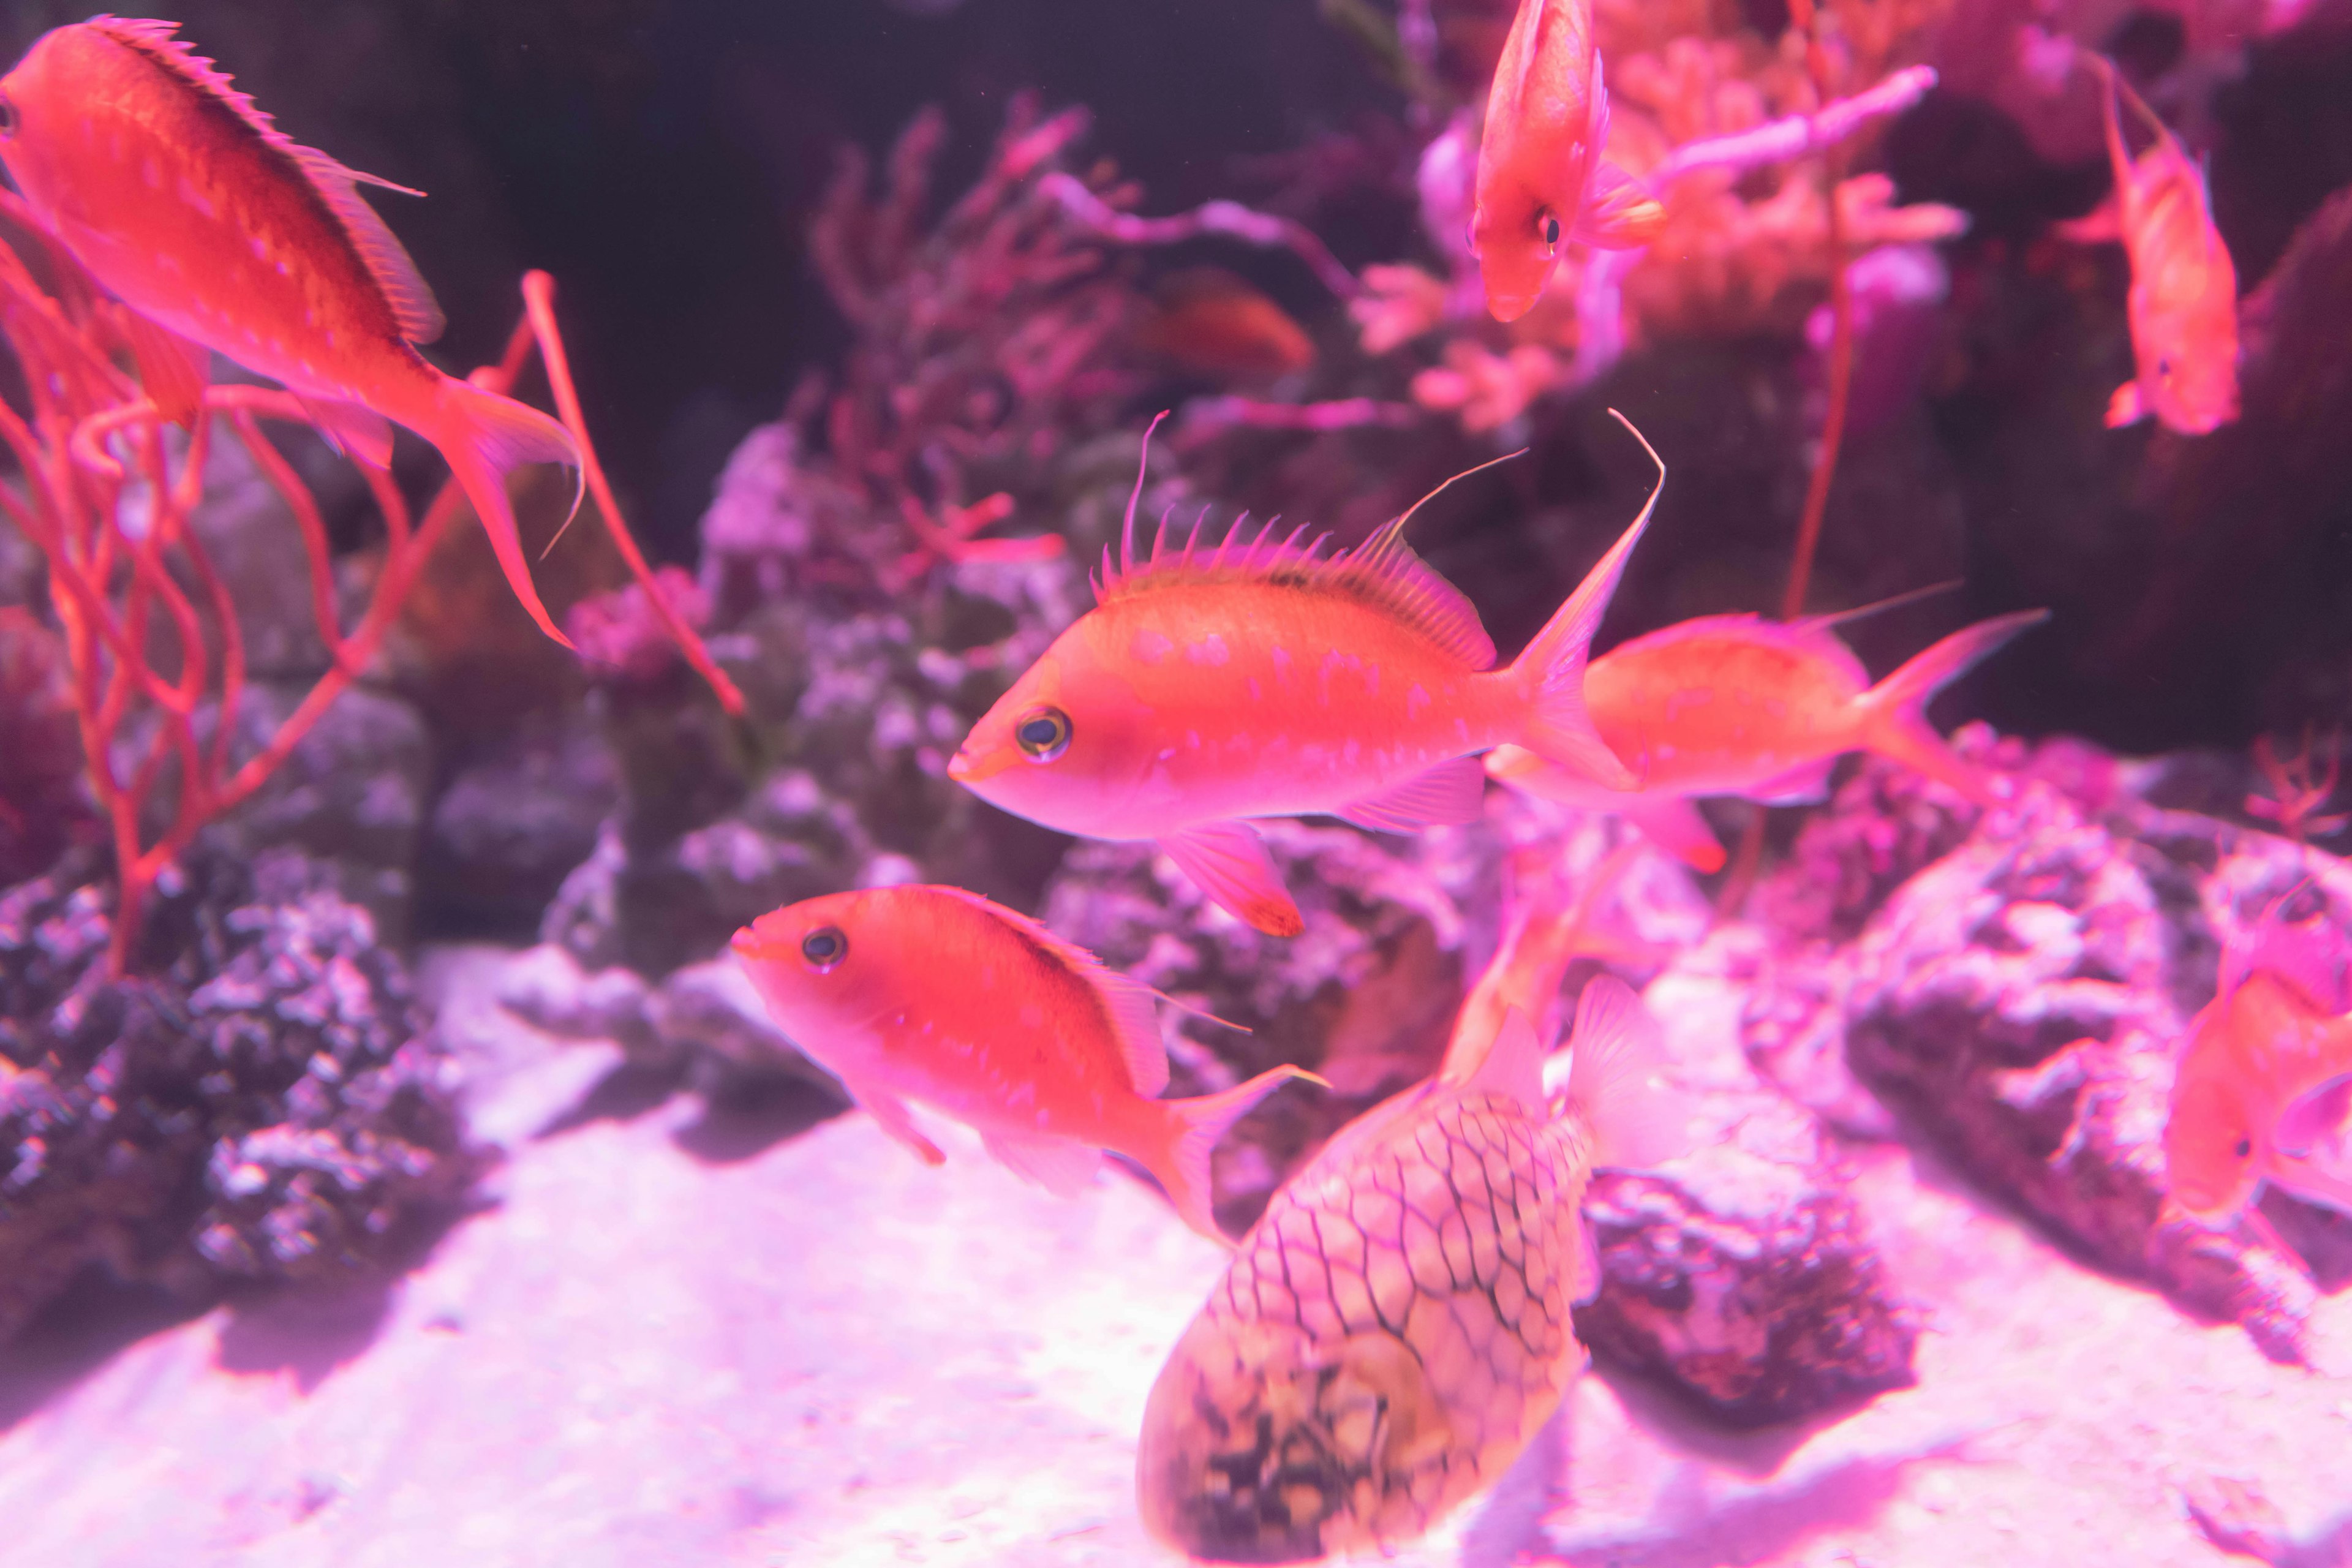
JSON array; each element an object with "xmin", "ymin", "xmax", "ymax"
[
  {"xmin": 1509, "ymin": 410, "xmax": 1662, "ymax": 791},
  {"xmin": 1136, "ymin": 1065, "xmax": 1323, "ymax": 1245},
  {"xmin": 1853, "ymin": 609, "xmax": 2049, "ymax": 804},
  {"xmin": 428, "ymin": 375, "xmax": 584, "ymax": 648}
]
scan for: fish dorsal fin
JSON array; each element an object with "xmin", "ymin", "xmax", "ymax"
[
  {"xmin": 1564, "ymin": 975, "xmax": 1692, "ymax": 1169},
  {"xmin": 91, "ymin": 16, "xmax": 447, "ymax": 345},
  {"xmin": 1096, "ymin": 436, "xmax": 1507, "ymax": 670},
  {"xmin": 924, "ymin": 885, "xmax": 1169, "ymax": 1097},
  {"xmin": 1458, "ymin": 1005, "xmax": 1548, "ymax": 1112},
  {"xmin": 1611, "ymin": 611, "xmax": 1874, "ymax": 692}
]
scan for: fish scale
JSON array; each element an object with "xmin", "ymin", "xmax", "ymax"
[{"xmin": 1136, "ymin": 1081, "xmax": 1595, "ymax": 1564}]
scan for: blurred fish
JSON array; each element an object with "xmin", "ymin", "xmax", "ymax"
[
  {"xmin": 731, "ymin": 884, "xmax": 1319, "ymax": 1243},
  {"xmin": 2090, "ymin": 56, "xmax": 2240, "ymax": 434},
  {"xmin": 2165, "ymin": 908, "xmax": 2352, "ymax": 1227},
  {"xmin": 1471, "ymin": 0, "xmax": 1665, "ymax": 323},
  {"xmin": 0, "ymin": 18, "xmax": 583, "ymax": 646},
  {"xmin": 1450, "ymin": 841, "xmax": 1665, "ymax": 1060},
  {"xmin": 947, "ymin": 416, "xmax": 1664, "ymax": 938},
  {"xmin": 1136, "ymin": 268, "xmax": 1316, "ymax": 383},
  {"xmin": 1134, "ymin": 973, "xmax": 1686, "ymax": 1562},
  {"xmin": 1487, "ymin": 606, "xmax": 2050, "ymax": 873}
]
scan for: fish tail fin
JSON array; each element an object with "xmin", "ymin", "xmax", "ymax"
[
  {"xmin": 1854, "ymin": 610, "xmax": 2049, "ymax": 804},
  {"xmin": 1562, "ymin": 976, "xmax": 1693, "ymax": 1170},
  {"xmin": 429, "ymin": 376, "xmax": 584, "ymax": 649},
  {"xmin": 1509, "ymin": 411, "xmax": 1662, "ymax": 791},
  {"xmin": 1139, "ymin": 1065, "xmax": 1324, "ymax": 1246}
]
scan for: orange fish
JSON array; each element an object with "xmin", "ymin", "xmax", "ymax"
[
  {"xmin": 1471, "ymin": 0, "xmax": 1667, "ymax": 323},
  {"xmin": 1449, "ymin": 840, "xmax": 1666, "ymax": 1060},
  {"xmin": 1487, "ymin": 608, "xmax": 2049, "ymax": 873},
  {"xmin": 2165, "ymin": 910, "xmax": 2352, "ymax": 1227},
  {"xmin": 0, "ymin": 18, "xmax": 582, "ymax": 645},
  {"xmin": 2094, "ymin": 57, "xmax": 2239, "ymax": 434},
  {"xmin": 1134, "ymin": 973, "xmax": 1686, "ymax": 1562},
  {"xmin": 731, "ymin": 884, "xmax": 1319, "ymax": 1243},
  {"xmin": 947, "ymin": 418, "xmax": 1663, "ymax": 938},
  {"xmin": 1136, "ymin": 267, "xmax": 1316, "ymax": 383}
]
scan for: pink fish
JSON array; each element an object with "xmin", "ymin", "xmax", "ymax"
[
  {"xmin": 948, "ymin": 418, "xmax": 1663, "ymax": 937},
  {"xmin": 1488, "ymin": 607, "xmax": 2049, "ymax": 872},
  {"xmin": 1471, "ymin": 0, "xmax": 1667, "ymax": 322},
  {"xmin": 0, "ymin": 17, "xmax": 583, "ymax": 644},
  {"xmin": 731, "ymin": 884, "xmax": 1319, "ymax": 1243}
]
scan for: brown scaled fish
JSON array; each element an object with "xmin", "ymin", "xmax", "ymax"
[{"xmin": 1134, "ymin": 971, "xmax": 1684, "ymax": 1562}]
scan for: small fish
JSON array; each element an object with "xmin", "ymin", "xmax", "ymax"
[
  {"xmin": 731, "ymin": 884, "xmax": 1318, "ymax": 1243},
  {"xmin": 1449, "ymin": 840, "xmax": 1665, "ymax": 1061},
  {"xmin": 1471, "ymin": 0, "xmax": 1666, "ymax": 323},
  {"xmin": 1134, "ymin": 974, "xmax": 1686, "ymax": 1562},
  {"xmin": 1487, "ymin": 607, "xmax": 2049, "ymax": 873},
  {"xmin": 948, "ymin": 417, "xmax": 1664, "ymax": 938},
  {"xmin": 1136, "ymin": 268, "xmax": 1316, "ymax": 383},
  {"xmin": 0, "ymin": 18, "xmax": 583, "ymax": 644},
  {"xmin": 2093, "ymin": 57, "xmax": 2239, "ymax": 434},
  {"xmin": 2165, "ymin": 907, "xmax": 2352, "ymax": 1227}
]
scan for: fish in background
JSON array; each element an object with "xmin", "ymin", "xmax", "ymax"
[
  {"xmin": 948, "ymin": 416, "xmax": 1665, "ymax": 938},
  {"xmin": 2165, "ymin": 902, "xmax": 2352, "ymax": 1239},
  {"xmin": 731, "ymin": 885, "xmax": 1320, "ymax": 1244},
  {"xmin": 1471, "ymin": 0, "xmax": 1667, "ymax": 322},
  {"xmin": 1134, "ymin": 956, "xmax": 1689, "ymax": 1564},
  {"xmin": 0, "ymin": 18, "xmax": 584, "ymax": 646},
  {"xmin": 1487, "ymin": 605, "xmax": 2050, "ymax": 873},
  {"xmin": 2081, "ymin": 55, "xmax": 2241, "ymax": 434},
  {"xmin": 1136, "ymin": 268, "xmax": 1317, "ymax": 384},
  {"xmin": 1450, "ymin": 840, "xmax": 1667, "ymax": 1060}
]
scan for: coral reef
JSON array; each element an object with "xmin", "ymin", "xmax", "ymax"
[{"xmin": 0, "ymin": 846, "xmax": 475, "ymax": 1346}]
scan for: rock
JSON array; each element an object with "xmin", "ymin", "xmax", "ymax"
[
  {"xmin": 419, "ymin": 712, "xmax": 622, "ymax": 939},
  {"xmin": 1574, "ymin": 957, "xmax": 1918, "ymax": 1426},
  {"xmin": 492, "ymin": 944, "xmax": 658, "ymax": 1059},
  {"xmin": 1822, "ymin": 769, "xmax": 2352, "ymax": 1361},
  {"xmin": 0, "ymin": 847, "xmax": 477, "ymax": 1348}
]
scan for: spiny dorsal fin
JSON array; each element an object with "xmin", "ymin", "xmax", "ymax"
[
  {"xmin": 89, "ymin": 15, "xmax": 447, "ymax": 345},
  {"xmin": 1095, "ymin": 431, "xmax": 1507, "ymax": 670},
  {"xmin": 924, "ymin": 884, "xmax": 1170, "ymax": 1097}
]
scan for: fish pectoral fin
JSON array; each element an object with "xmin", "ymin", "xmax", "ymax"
[
  {"xmin": 1158, "ymin": 823, "xmax": 1305, "ymax": 937},
  {"xmin": 2269, "ymin": 1147, "xmax": 2352, "ymax": 1219},
  {"xmin": 1334, "ymin": 757, "xmax": 1488, "ymax": 834},
  {"xmin": 115, "ymin": 308, "xmax": 209, "ymax": 428},
  {"xmin": 980, "ymin": 1129, "xmax": 1101, "ymax": 1198},
  {"xmin": 848, "ymin": 1083, "xmax": 947, "ymax": 1167},
  {"xmin": 2106, "ymin": 379, "xmax": 2150, "ymax": 428},
  {"xmin": 1574, "ymin": 160, "xmax": 1668, "ymax": 250},
  {"xmin": 1619, "ymin": 795, "xmax": 1727, "ymax": 874},
  {"xmin": 1747, "ymin": 756, "xmax": 1839, "ymax": 806},
  {"xmin": 296, "ymin": 396, "xmax": 396, "ymax": 472},
  {"xmin": 2275, "ymin": 1075, "xmax": 2352, "ymax": 1158}
]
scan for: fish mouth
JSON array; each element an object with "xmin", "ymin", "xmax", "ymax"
[{"xmin": 947, "ymin": 746, "xmax": 1012, "ymax": 785}]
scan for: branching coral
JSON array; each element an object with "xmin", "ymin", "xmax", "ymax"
[{"xmin": 0, "ymin": 192, "xmax": 728, "ymax": 969}]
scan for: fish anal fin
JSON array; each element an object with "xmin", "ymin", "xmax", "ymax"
[
  {"xmin": 920, "ymin": 885, "xmax": 1170, "ymax": 1097},
  {"xmin": 1158, "ymin": 823, "xmax": 1305, "ymax": 937},
  {"xmin": 981, "ymin": 1129, "xmax": 1101, "ymax": 1199},
  {"xmin": 115, "ymin": 308, "xmax": 208, "ymax": 427},
  {"xmin": 848, "ymin": 1082, "xmax": 946, "ymax": 1167},
  {"xmin": 1575, "ymin": 160, "xmax": 1668, "ymax": 251},
  {"xmin": 2107, "ymin": 379, "xmax": 2149, "ymax": 428},
  {"xmin": 91, "ymin": 18, "xmax": 446, "ymax": 344},
  {"xmin": 1621, "ymin": 794, "xmax": 1727, "ymax": 873},
  {"xmin": 1748, "ymin": 755, "xmax": 1838, "ymax": 805},
  {"xmin": 1336, "ymin": 756, "xmax": 1487, "ymax": 834},
  {"xmin": 297, "ymin": 396, "xmax": 395, "ymax": 471}
]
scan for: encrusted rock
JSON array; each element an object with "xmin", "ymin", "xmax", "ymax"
[
  {"xmin": 0, "ymin": 846, "xmax": 477, "ymax": 1346},
  {"xmin": 420, "ymin": 710, "xmax": 621, "ymax": 937}
]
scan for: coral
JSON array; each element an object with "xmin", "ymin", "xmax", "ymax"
[{"xmin": 0, "ymin": 845, "xmax": 476, "ymax": 1346}]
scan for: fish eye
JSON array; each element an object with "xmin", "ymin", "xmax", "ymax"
[
  {"xmin": 0, "ymin": 91, "xmax": 17, "ymax": 140},
  {"xmin": 1541, "ymin": 213, "xmax": 1561, "ymax": 252},
  {"xmin": 1015, "ymin": 705, "xmax": 1071, "ymax": 763},
  {"xmin": 2233, "ymin": 1136, "xmax": 2252, "ymax": 1159},
  {"xmin": 2157, "ymin": 355, "xmax": 2174, "ymax": 380},
  {"xmin": 799, "ymin": 925, "xmax": 848, "ymax": 972}
]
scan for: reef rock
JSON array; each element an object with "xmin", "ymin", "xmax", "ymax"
[
  {"xmin": 0, "ymin": 847, "xmax": 475, "ymax": 1348},
  {"xmin": 420, "ymin": 710, "xmax": 622, "ymax": 938},
  {"xmin": 1752, "ymin": 741, "xmax": 2352, "ymax": 1361}
]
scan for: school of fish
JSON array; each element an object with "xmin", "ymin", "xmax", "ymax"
[{"xmin": 2, "ymin": 6, "xmax": 2328, "ymax": 1564}]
